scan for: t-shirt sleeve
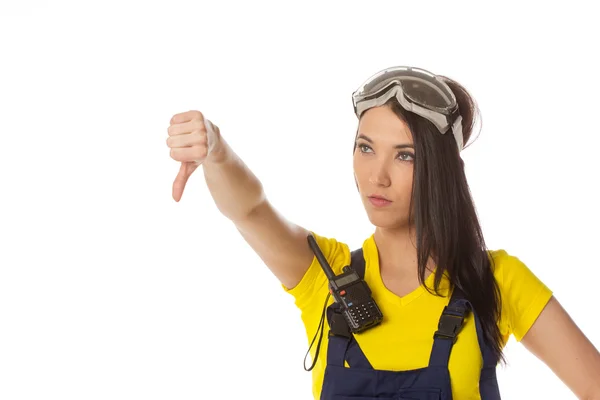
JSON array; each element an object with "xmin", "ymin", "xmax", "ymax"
[
  {"xmin": 281, "ymin": 231, "xmax": 350, "ymax": 310},
  {"xmin": 493, "ymin": 249, "xmax": 554, "ymax": 342}
]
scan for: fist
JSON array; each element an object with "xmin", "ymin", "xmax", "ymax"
[{"xmin": 167, "ymin": 110, "xmax": 220, "ymax": 202}]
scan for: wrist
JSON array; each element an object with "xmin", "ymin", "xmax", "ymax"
[{"xmin": 205, "ymin": 126, "xmax": 228, "ymax": 165}]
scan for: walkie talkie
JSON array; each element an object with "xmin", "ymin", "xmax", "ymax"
[{"xmin": 307, "ymin": 234, "xmax": 383, "ymax": 334}]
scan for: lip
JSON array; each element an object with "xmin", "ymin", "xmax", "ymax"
[{"xmin": 368, "ymin": 195, "xmax": 392, "ymax": 207}]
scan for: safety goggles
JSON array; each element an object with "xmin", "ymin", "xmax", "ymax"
[{"xmin": 352, "ymin": 66, "xmax": 464, "ymax": 151}]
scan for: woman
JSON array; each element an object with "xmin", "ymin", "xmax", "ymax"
[{"xmin": 165, "ymin": 66, "xmax": 600, "ymax": 399}]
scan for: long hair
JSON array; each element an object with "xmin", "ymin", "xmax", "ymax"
[{"xmin": 354, "ymin": 76, "xmax": 505, "ymax": 364}]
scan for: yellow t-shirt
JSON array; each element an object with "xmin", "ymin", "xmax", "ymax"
[{"xmin": 282, "ymin": 232, "xmax": 553, "ymax": 400}]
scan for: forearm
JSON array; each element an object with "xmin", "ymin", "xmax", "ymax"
[{"xmin": 202, "ymin": 132, "xmax": 265, "ymax": 221}]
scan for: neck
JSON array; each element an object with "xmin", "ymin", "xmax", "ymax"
[{"xmin": 373, "ymin": 225, "xmax": 435, "ymax": 279}]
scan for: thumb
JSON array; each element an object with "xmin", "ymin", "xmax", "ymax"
[{"xmin": 172, "ymin": 162, "xmax": 199, "ymax": 202}]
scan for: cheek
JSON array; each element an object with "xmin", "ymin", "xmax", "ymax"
[
  {"xmin": 391, "ymin": 169, "xmax": 414, "ymax": 197},
  {"xmin": 352, "ymin": 159, "xmax": 364, "ymax": 188},
  {"xmin": 354, "ymin": 171, "xmax": 370, "ymax": 192},
  {"xmin": 353, "ymin": 174, "xmax": 363, "ymax": 193},
  {"xmin": 401, "ymin": 173, "xmax": 414, "ymax": 190}
]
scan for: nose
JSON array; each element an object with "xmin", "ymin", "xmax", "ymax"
[{"xmin": 368, "ymin": 162, "xmax": 391, "ymax": 187}]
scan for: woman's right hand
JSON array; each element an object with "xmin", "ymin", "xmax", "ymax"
[
  {"xmin": 166, "ymin": 110, "xmax": 221, "ymax": 202},
  {"xmin": 166, "ymin": 110, "xmax": 315, "ymax": 292}
]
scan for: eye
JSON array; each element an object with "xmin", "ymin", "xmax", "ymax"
[
  {"xmin": 397, "ymin": 152, "xmax": 415, "ymax": 162},
  {"xmin": 357, "ymin": 143, "xmax": 415, "ymax": 162},
  {"xmin": 358, "ymin": 143, "xmax": 372, "ymax": 153}
]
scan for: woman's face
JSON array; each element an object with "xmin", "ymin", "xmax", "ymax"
[{"xmin": 353, "ymin": 105, "xmax": 416, "ymax": 230}]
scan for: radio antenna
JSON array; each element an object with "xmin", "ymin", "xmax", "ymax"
[{"xmin": 307, "ymin": 234, "xmax": 336, "ymax": 281}]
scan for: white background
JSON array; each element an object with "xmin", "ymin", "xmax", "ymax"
[{"xmin": 1, "ymin": 1, "xmax": 599, "ymax": 399}]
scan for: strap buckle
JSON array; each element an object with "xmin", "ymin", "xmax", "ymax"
[
  {"xmin": 328, "ymin": 308, "xmax": 351, "ymax": 339},
  {"xmin": 433, "ymin": 306, "xmax": 465, "ymax": 342}
]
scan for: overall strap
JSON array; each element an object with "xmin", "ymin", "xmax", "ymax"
[
  {"xmin": 350, "ymin": 247, "xmax": 366, "ymax": 279},
  {"xmin": 326, "ymin": 305, "xmax": 372, "ymax": 368},
  {"xmin": 428, "ymin": 287, "xmax": 502, "ymax": 399},
  {"xmin": 325, "ymin": 247, "xmax": 372, "ymax": 369},
  {"xmin": 449, "ymin": 289, "xmax": 497, "ymax": 369},
  {"xmin": 468, "ymin": 294, "xmax": 501, "ymax": 399},
  {"xmin": 428, "ymin": 286, "xmax": 469, "ymax": 368}
]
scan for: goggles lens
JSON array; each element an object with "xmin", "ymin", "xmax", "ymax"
[
  {"xmin": 351, "ymin": 66, "xmax": 465, "ymax": 152},
  {"xmin": 353, "ymin": 67, "xmax": 456, "ymax": 113}
]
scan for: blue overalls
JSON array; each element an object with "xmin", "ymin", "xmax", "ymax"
[{"xmin": 319, "ymin": 249, "xmax": 502, "ymax": 400}]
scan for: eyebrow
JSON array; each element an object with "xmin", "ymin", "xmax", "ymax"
[{"xmin": 356, "ymin": 134, "xmax": 414, "ymax": 149}]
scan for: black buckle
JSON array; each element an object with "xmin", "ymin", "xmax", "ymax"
[
  {"xmin": 328, "ymin": 309, "xmax": 351, "ymax": 339},
  {"xmin": 433, "ymin": 307, "xmax": 465, "ymax": 342}
]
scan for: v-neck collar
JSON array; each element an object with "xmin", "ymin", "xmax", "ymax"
[{"xmin": 363, "ymin": 234, "xmax": 438, "ymax": 307}]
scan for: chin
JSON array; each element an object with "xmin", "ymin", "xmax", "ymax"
[{"xmin": 365, "ymin": 212, "xmax": 404, "ymax": 230}]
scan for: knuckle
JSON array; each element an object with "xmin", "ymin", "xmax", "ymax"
[
  {"xmin": 195, "ymin": 120, "xmax": 207, "ymax": 132},
  {"xmin": 191, "ymin": 129, "xmax": 206, "ymax": 139},
  {"xmin": 194, "ymin": 146, "xmax": 208, "ymax": 159},
  {"xmin": 192, "ymin": 110, "xmax": 204, "ymax": 121}
]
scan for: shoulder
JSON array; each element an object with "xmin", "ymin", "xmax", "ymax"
[
  {"xmin": 487, "ymin": 248, "xmax": 547, "ymax": 289},
  {"xmin": 282, "ymin": 231, "xmax": 352, "ymax": 306},
  {"xmin": 486, "ymin": 248, "xmax": 516, "ymax": 282},
  {"xmin": 487, "ymin": 248, "xmax": 553, "ymax": 341}
]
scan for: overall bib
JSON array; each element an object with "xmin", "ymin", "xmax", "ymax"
[{"xmin": 319, "ymin": 249, "xmax": 502, "ymax": 400}]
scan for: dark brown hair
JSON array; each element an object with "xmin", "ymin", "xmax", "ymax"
[{"xmin": 354, "ymin": 75, "xmax": 505, "ymax": 364}]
